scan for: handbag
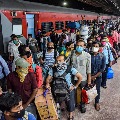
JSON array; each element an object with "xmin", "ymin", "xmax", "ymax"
[
  {"xmin": 83, "ymin": 84, "xmax": 98, "ymax": 104},
  {"xmin": 86, "ymin": 85, "xmax": 98, "ymax": 103}
]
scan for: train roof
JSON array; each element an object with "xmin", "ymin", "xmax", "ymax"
[{"xmin": 0, "ymin": 0, "xmax": 101, "ymax": 16}]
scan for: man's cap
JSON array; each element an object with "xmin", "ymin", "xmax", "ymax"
[{"xmin": 15, "ymin": 58, "xmax": 30, "ymax": 68}]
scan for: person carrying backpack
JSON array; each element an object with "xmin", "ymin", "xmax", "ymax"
[
  {"xmin": 90, "ymin": 41, "xmax": 106, "ymax": 111},
  {"xmin": 46, "ymin": 55, "xmax": 82, "ymax": 120}
]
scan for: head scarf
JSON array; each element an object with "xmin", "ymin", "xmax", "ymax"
[{"xmin": 16, "ymin": 68, "xmax": 28, "ymax": 82}]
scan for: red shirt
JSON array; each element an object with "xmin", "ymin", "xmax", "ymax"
[
  {"xmin": 7, "ymin": 72, "xmax": 38, "ymax": 104},
  {"xmin": 107, "ymin": 36, "xmax": 115, "ymax": 47}
]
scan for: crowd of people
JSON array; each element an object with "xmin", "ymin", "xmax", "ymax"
[{"xmin": 0, "ymin": 20, "xmax": 120, "ymax": 120}]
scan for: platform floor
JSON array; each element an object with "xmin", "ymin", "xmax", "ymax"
[{"xmin": 61, "ymin": 59, "xmax": 120, "ymax": 120}]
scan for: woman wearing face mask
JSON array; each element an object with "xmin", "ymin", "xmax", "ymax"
[{"xmin": 90, "ymin": 41, "xmax": 106, "ymax": 111}]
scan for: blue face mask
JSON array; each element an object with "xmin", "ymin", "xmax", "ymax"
[{"xmin": 76, "ymin": 46, "xmax": 84, "ymax": 53}]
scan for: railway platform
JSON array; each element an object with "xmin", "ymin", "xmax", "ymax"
[{"xmin": 61, "ymin": 59, "xmax": 120, "ymax": 120}]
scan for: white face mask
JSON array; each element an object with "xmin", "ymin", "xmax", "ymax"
[{"xmin": 92, "ymin": 47, "xmax": 99, "ymax": 52}]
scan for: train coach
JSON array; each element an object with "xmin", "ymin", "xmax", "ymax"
[{"xmin": 0, "ymin": 0, "xmax": 117, "ymax": 53}]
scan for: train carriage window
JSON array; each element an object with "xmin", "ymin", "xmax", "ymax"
[
  {"xmin": 65, "ymin": 21, "xmax": 70, "ymax": 28},
  {"xmin": 78, "ymin": 20, "xmax": 82, "ymax": 24},
  {"xmin": 41, "ymin": 22, "xmax": 53, "ymax": 33},
  {"xmin": 12, "ymin": 18, "xmax": 22, "ymax": 35},
  {"xmin": 55, "ymin": 21, "xmax": 64, "ymax": 30}
]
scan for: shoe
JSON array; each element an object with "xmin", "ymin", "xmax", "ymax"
[
  {"xmin": 102, "ymin": 86, "xmax": 107, "ymax": 89},
  {"xmin": 95, "ymin": 103, "xmax": 100, "ymax": 111},
  {"xmin": 68, "ymin": 116, "xmax": 74, "ymax": 120}
]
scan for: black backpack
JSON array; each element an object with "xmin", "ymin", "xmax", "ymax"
[{"xmin": 52, "ymin": 66, "xmax": 72, "ymax": 103}]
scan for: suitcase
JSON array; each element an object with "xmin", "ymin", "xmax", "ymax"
[{"xmin": 35, "ymin": 87, "xmax": 59, "ymax": 120}]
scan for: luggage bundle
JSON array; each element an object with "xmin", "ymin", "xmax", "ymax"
[
  {"xmin": 76, "ymin": 84, "xmax": 98, "ymax": 113},
  {"xmin": 35, "ymin": 87, "xmax": 59, "ymax": 120},
  {"xmin": 67, "ymin": 22, "xmax": 80, "ymax": 29},
  {"xmin": 107, "ymin": 67, "xmax": 114, "ymax": 79}
]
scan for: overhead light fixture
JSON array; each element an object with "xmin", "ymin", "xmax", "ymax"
[{"xmin": 63, "ymin": 0, "xmax": 67, "ymax": 6}]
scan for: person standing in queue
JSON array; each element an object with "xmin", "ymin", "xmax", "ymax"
[
  {"xmin": 46, "ymin": 55, "xmax": 82, "ymax": 120},
  {"xmin": 100, "ymin": 39, "xmax": 114, "ymax": 88},
  {"xmin": 90, "ymin": 41, "xmax": 106, "ymax": 111},
  {"xmin": 70, "ymin": 40, "xmax": 91, "ymax": 112}
]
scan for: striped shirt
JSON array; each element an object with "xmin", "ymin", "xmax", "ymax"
[{"xmin": 41, "ymin": 50, "xmax": 59, "ymax": 70}]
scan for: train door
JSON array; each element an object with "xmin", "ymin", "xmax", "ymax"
[{"xmin": 26, "ymin": 14, "xmax": 35, "ymax": 38}]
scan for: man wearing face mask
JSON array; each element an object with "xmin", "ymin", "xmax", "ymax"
[
  {"xmin": 90, "ymin": 41, "xmax": 106, "ymax": 111},
  {"xmin": 40, "ymin": 42, "xmax": 59, "ymax": 80},
  {"xmin": 100, "ymin": 39, "xmax": 114, "ymax": 88},
  {"xmin": 46, "ymin": 55, "xmax": 82, "ymax": 120},
  {"xmin": 71, "ymin": 40, "xmax": 91, "ymax": 112},
  {"xmin": 7, "ymin": 58, "xmax": 38, "ymax": 118},
  {"xmin": 8, "ymin": 35, "xmax": 22, "ymax": 72},
  {"xmin": 18, "ymin": 45, "xmax": 33, "ymax": 71},
  {"xmin": 0, "ymin": 93, "xmax": 36, "ymax": 120},
  {"xmin": 40, "ymin": 32, "xmax": 51, "ymax": 52},
  {"xmin": 27, "ymin": 34, "xmax": 39, "ymax": 64},
  {"xmin": 86, "ymin": 37, "xmax": 93, "ymax": 53},
  {"xmin": 71, "ymin": 40, "xmax": 91, "ymax": 86}
]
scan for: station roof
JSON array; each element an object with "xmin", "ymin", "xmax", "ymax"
[{"xmin": 23, "ymin": 0, "xmax": 120, "ymax": 15}]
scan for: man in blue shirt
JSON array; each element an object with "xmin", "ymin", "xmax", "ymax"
[
  {"xmin": 46, "ymin": 55, "xmax": 82, "ymax": 120},
  {"xmin": 91, "ymin": 41, "xmax": 106, "ymax": 111},
  {"xmin": 0, "ymin": 55, "xmax": 10, "ymax": 91},
  {"xmin": 101, "ymin": 39, "xmax": 114, "ymax": 88},
  {"xmin": 0, "ymin": 92, "xmax": 36, "ymax": 120}
]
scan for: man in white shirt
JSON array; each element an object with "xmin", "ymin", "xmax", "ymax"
[{"xmin": 8, "ymin": 35, "xmax": 22, "ymax": 71}]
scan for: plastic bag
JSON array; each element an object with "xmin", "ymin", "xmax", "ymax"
[
  {"xmin": 107, "ymin": 67, "xmax": 114, "ymax": 79},
  {"xmin": 86, "ymin": 85, "xmax": 98, "ymax": 103}
]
